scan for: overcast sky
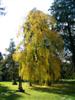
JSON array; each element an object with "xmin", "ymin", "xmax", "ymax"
[{"xmin": 0, "ymin": 0, "xmax": 53, "ymax": 54}]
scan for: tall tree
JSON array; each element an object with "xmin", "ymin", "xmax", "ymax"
[
  {"xmin": 0, "ymin": 52, "xmax": 7, "ymax": 81},
  {"xmin": 49, "ymin": 0, "xmax": 75, "ymax": 72},
  {"xmin": 6, "ymin": 39, "xmax": 18, "ymax": 85},
  {"xmin": 14, "ymin": 9, "xmax": 63, "ymax": 85},
  {"xmin": 0, "ymin": 52, "xmax": 3, "ymax": 81}
]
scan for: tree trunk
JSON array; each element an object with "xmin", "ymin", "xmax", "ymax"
[
  {"xmin": 18, "ymin": 76, "xmax": 24, "ymax": 92},
  {"xmin": 12, "ymin": 79, "xmax": 17, "ymax": 85},
  {"xmin": 29, "ymin": 81, "xmax": 32, "ymax": 86},
  {"xmin": 46, "ymin": 80, "xmax": 52, "ymax": 86}
]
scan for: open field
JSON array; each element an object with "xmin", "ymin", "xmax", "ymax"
[{"xmin": 0, "ymin": 81, "xmax": 75, "ymax": 100}]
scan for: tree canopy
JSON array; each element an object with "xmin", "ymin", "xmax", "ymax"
[
  {"xmin": 49, "ymin": 0, "xmax": 75, "ymax": 72},
  {"xmin": 14, "ymin": 9, "xmax": 63, "ymax": 85}
]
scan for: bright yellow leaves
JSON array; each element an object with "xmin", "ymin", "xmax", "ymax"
[{"xmin": 14, "ymin": 9, "xmax": 64, "ymax": 85}]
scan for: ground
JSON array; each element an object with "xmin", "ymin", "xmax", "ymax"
[{"xmin": 0, "ymin": 81, "xmax": 75, "ymax": 100}]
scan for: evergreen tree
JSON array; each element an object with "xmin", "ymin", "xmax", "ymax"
[
  {"xmin": 0, "ymin": 52, "xmax": 3, "ymax": 81},
  {"xmin": 49, "ymin": 0, "xmax": 75, "ymax": 71},
  {"xmin": 6, "ymin": 39, "xmax": 18, "ymax": 84}
]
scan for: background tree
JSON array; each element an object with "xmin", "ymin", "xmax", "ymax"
[
  {"xmin": 14, "ymin": 9, "xmax": 63, "ymax": 86},
  {"xmin": 49, "ymin": 0, "xmax": 75, "ymax": 73},
  {"xmin": 0, "ymin": 52, "xmax": 3, "ymax": 81},
  {"xmin": 5, "ymin": 39, "xmax": 18, "ymax": 85}
]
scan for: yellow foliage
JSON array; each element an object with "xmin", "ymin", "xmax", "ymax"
[{"xmin": 15, "ymin": 9, "xmax": 64, "ymax": 84}]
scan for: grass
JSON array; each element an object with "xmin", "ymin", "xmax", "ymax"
[{"xmin": 0, "ymin": 81, "xmax": 75, "ymax": 100}]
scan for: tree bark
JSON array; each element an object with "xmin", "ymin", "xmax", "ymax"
[
  {"xmin": 12, "ymin": 79, "xmax": 17, "ymax": 85},
  {"xmin": 18, "ymin": 76, "xmax": 24, "ymax": 92}
]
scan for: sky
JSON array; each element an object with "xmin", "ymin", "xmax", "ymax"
[{"xmin": 0, "ymin": 0, "xmax": 53, "ymax": 54}]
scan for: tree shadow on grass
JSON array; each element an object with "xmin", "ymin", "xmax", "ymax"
[
  {"xmin": 0, "ymin": 85, "xmax": 22, "ymax": 100},
  {"xmin": 31, "ymin": 82, "xmax": 75, "ymax": 97}
]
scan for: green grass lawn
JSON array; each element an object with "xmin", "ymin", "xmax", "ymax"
[{"xmin": 0, "ymin": 81, "xmax": 75, "ymax": 100}]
